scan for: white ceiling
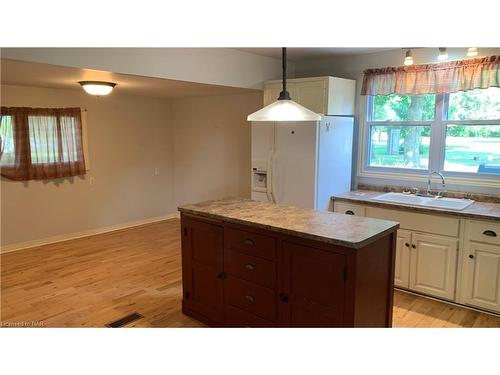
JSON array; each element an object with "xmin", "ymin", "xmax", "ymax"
[
  {"xmin": 238, "ymin": 48, "xmax": 397, "ymax": 61},
  {"xmin": 0, "ymin": 59, "xmax": 257, "ymax": 99}
]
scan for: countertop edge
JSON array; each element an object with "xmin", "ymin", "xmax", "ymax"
[
  {"xmin": 331, "ymin": 194, "xmax": 500, "ymax": 222},
  {"xmin": 178, "ymin": 207, "xmax": 399, "ymax": 250}
]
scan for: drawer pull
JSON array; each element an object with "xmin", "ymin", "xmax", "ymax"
[
  {"xmin": 279, "ymin": 292, "xmax": 289, "ymax": 303},
  {"xmin": 469, "ymin": 254, "xmax": 474, "ymax": 259},
  {"xmin": 243, "ymin": 239, "xmax": 255, "ymax": 246},
  {"xmin": 404, "ymin": 243, "xmax": 410, "ymax": 247},
  {"xmin": 245, "ymin": 294, "xmax": 255, "ymax": 302},
  {"xmin": 483, "ymin": 230, "xmax": 497, "ymax": 237},
  {"xmin": 411, "ymin": 244, "xmax": 416, "ymax": 249},
  {"xmin": 244, "ymin": 263, "xmax": 255, "ymax": 271},
  {"xmin": 345, "ymin": 210, "xmax": 354, "ymax": 215}
]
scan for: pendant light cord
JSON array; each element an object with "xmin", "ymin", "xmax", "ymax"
[{"xmin": 278, "ymin": 47, "xmax": 291, "ymax": 100}]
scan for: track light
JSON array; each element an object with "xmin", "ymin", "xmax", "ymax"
[
  {"xmin": 467, "ymin": 47, "xmax": 478, "ymax": 57},
  {"xmin": 404, "ymin": 49, "xmax": 414, "ymax": 66},
  {"xmin": 438, "ymin": 47, "xmax": 448, "ymax": 61}
]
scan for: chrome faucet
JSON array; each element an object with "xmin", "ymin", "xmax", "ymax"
[{"xmin": 415, "ymin": 171, "xmax": 446, "ymax": 197}]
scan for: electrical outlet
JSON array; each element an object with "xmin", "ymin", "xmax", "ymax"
[{"xmin": 89, "ymin": 176, "xmax": 96, "ymax": 185}]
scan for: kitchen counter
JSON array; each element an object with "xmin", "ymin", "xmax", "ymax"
[
  {"xmin": 332, "ymin": 190, "xmax": 500, "ymax": 221},
  {"xmin": 178, "ymin": 197, "xmax": 399, "ymax": 249}
]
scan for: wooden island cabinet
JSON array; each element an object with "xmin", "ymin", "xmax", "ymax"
[{"xmin": 179, "ymin": 199, "xmax": 399, "ymax": 328}]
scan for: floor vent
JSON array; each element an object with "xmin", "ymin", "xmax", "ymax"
[{"xmin": 106, "ymin": 312, "xmax": 144, "ymax": 328}]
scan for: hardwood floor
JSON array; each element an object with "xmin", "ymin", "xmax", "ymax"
[{"xmin": 2, "ymin": 219, "xmax": 499, "ymax": 328}]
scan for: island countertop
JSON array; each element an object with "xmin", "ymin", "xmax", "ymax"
[{"xmin": 178, "ymin": 198, "xmax": 399, "ymax": 249}]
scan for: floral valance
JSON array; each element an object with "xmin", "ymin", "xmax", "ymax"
[{"xmin": 361, "ymin": 55, "xmax": 500, "ymax": 96}]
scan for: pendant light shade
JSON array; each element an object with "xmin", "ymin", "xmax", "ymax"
[
  {"xmin": 247, "ymin": 48, "xmax": 320, "ymax": 122},
  {"xmin": 247, "ymin": 99, "xmax": 321, "ymax": 121}
]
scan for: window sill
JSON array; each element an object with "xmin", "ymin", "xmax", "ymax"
[{"xmin": 358, "ymin": 169, "xmax": 500, "ymax": 189}]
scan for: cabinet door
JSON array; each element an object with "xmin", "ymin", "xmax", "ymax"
[
  {"xmin": 294, "ymin": 80, "xmax": 327, "ymax": 114},
  {"xmin": 394, "ymin": 230, "xmax": 411, "ymax": 289},
  {"xmin": 181, "ymin": 217, "xmax": 224, "ymax": 325},
  {"xmin": 461, "ymin": 242, "xmax": 500, "ymax": 313},
  {"xmin": 409, "ymin": 233, "xmax": 458, "ymax": 300},
  {"xmin": 278, "ymin": 241, "xmax": 346, "ymax": 327},
  {"xmin": 263, "ymin": 86, "xmax": 281, "ymax": 106}
]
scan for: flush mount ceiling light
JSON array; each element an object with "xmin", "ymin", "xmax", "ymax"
[
  {"xmin": 247, "ymin": 48, "xmax": 320, "ymax": 122},
  {"xmin": 404, "ymin": 49, "xmax": 414, "ymax": 66},
  {"xmin": 467, "ymin": 47, "xmax": 478, "ymax": 57},
  {"xmin": 438, "ymin": 47, "xmax": 448, "ymax": 61},
  {"xmin": 79, "ymin": 81, "xmax": 116, "ymax": 96}
]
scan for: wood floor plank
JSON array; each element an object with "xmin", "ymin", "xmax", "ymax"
[{"xmin": 1, "ymin": 219, "xmax": 499, "ymax": 328}]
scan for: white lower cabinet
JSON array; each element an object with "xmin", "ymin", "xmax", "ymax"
[
  {"xmin": 409, "ymin": 233, "xmax": 458, "ymax": 300},
  {"xmin": 394, "ymin": 230, "xmax": 411, "ymax": 289},
  {"xmin": 333, "ymin": 201, "xmax": 500, "ymax": 314},
  {"xmin": 461, "ymin": 242, "xmax": 500, "ymax": 312}
]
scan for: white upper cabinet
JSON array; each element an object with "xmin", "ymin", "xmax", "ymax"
[{"xmin": 263, "ymin": 77, "xmax": 355, "ymax": 116}]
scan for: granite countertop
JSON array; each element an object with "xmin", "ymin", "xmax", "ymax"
[
  {"xmin": 178, "ymin": 198, "xmax": 399, "ymax": 249},
  {"xmin": 332, "ymin": 190, "xmax": 500, "ymax": 221}
]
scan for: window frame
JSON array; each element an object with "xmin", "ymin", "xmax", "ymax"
[{"xmin": 359, "ymin": 92, "xmax": 500, "ymax": 185}]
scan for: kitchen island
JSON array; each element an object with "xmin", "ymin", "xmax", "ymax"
[{"xmin": 178, "ymin": 198, "xmax": 399, "ymax": 327}]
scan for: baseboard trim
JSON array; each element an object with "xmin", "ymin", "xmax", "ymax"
[{"xmin": 1, "ymin": 212, "xmax": 180, "ymax": 254}]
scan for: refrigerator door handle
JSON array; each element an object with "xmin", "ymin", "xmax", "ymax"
[
  {"xmin": 266, "ymin": 150, "xmax": 275, "ymax": 203},
  {"xmin": 270, "ymin": 149, "xmax": 277, "ymax": 203}
]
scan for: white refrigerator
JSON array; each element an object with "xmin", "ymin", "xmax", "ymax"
[{"xmin": 251, "ymin": 116, "xmax": 353, "ymax": 211}]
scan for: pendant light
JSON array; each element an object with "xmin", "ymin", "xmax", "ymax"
[{"xmin": 247, "ymin": 48, "xmax": 320, "ymax": 122}]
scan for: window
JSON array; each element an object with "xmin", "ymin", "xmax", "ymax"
[
  {"xmin": 0, "ymin": 107, "xmax": 86, "ymax": 181},
  {"xmin": 366, "ymin": 87, "xmax": 500, "ymax": 177}
]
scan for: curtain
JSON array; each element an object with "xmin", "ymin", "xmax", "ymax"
[
  {"xmin": 361, "ymin": 55, "xmax": 500, "ymax": 96},
  {"xmin": 0, "ymin": 107, "xmax": 86, "ymax": 181}
]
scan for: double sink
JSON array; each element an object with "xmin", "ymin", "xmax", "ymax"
[{"xmin": 373, "ymin": 192, "xmax": 475, "ymax": 211}]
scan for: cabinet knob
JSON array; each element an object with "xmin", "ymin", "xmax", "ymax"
[
  {"xmin": 245, "ymin": 294, "xmax": 255, "ymax": 302},
  {"xmin": 279, "ymin": 292, "xmax": 289, "ymax": 302},
  {"xmin": 404, "ymin": 243, "xmax": 410, "ymax": 247},
  {"xmin": 243, "ymin": 239, "xmax": 255, "ymax": 246},
  {"xmin": 483, "ymin": 230, "xmax": 497, "ymax": 237},
  {"xmin": 217, "ymin": 272, "xmax": 226, "ymax": 279},
  {"xmin": 245, "ymin": 263, "xmax": 255, "ymax": 271},
  {"xmin": 411, "ymin": 244, "xmax": 416, "ymax": 249},
  {"xmin": 345, "ymin": 210, "xmax": 354, "ymax": 215},
  {"xmin": 469, "ymin": 254, "xmax": 474, "ymax": 259}
]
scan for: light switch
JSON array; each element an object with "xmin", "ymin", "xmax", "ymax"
[
  {"xmin": 89, "ymin": 176, "xmax": 96, "ymax": 185},
  {"xmin": 154, "ymin": 167, "xmax": 160, "ymax": 176}
]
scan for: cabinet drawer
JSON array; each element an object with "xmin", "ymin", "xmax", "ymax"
[
  {"xmin": 333, "ymin": 201, "xmax": 366, "ymax": 216},
  {"xmin": 225, "ymin": 276, "xmax": 276, "ymax": 321},
  {"xmin": 224, "ymin": 250, "xmax": 276, "ymax": 289},
  {"xmin": 225, "ymin": 227, "xmax": 276, "ymax": 260},
  {"xmin": 467, "ymin": 220, "xmax": 500, "ymax": 246},
  {"xmin": 225, "ymin": 305, "xmax": 275, "ymax": 327}
]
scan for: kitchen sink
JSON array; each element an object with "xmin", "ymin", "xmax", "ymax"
[{"xmin": 372, "ymin": 192, "xmax": 474, "ymax": 211}]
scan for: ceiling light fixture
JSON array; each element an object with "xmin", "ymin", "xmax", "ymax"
[
  {"xmin": 404, "ymin": 49, "xmax": 414, "ymax": 66},
  {"xmin": 467, "ymin": 47, "xmax": 478, "ymax": 57},
  {"xmin": 247, "ymin": 48, "xmax": 320, "ymax": 122},
  {"xmin": 79, "ymin": 81, "xmax": 116, "ymax": 96},
  {"xmin": 438, "ymin": 47, "xmax": 448, "ymax": 61}
]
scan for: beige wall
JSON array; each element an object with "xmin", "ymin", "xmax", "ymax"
[
  {"xmin": 171, "ymin": 92, "xmax": 262, "ymax": 206},
  {"xmin": 1, "ymin": 85, "xmax": 261, "ymax": 249},
  {"xmin": 1, "ymin": 84, "xmax": 175, "ymax": 248}
]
